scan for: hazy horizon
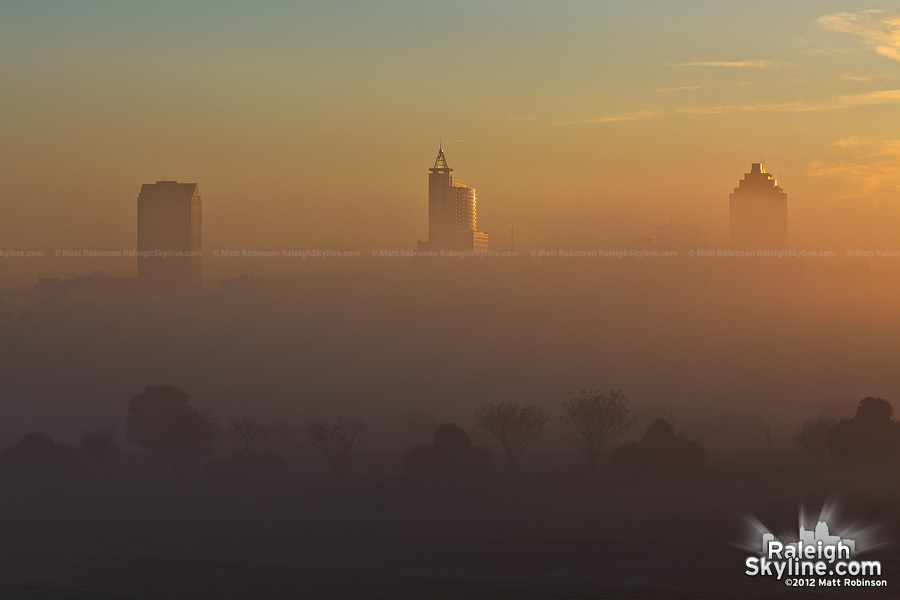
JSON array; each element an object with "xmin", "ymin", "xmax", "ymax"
[
  {"xmin": 5, "ymin": 2, "xmax": 900, "ymax": 287},
  {"xmin": 5, "ymin": 4, "xmax": 900, "ymax": 599}
]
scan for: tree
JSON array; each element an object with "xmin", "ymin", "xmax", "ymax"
[
  {"xmin": 403, "ymin": 423, "xmax": 492, "ymax": 479},
  {"xmin": 611, "ymin": 419, "xmax": 705, "ymax": 474},
  {"xmin": 475, "ymin": 402, "xmax": 550, "ymax": 471},
  {"xmin": 306, "ymin": 418, "xmax": 368, "ymax": 480},
  {"xmin": 828, "ymin": 396, "xmax": 900, "ymax": 466},
  {"xmin": 793, "ymin": 417, "xmax": 836, "ymax": 467},
  {"xmin": 560, "ymin": 389, "xmax": 635, "ymax": 471},
  {"xmin": 79, "ymin": 426, "xmax": 119, "ymax": 480},
  {"xmin": 855, "ymin": 396, "xmax": 894, "ymax": 423},
  {"xmin": 226, "ymin": 415, "xmax": 270, "ymax": 454},
  {"xmin": 126, "ymin": 385, "xmax": 218, "ymax": 485},
  {"xmin": 1, "ymin": 432, "xmax": 81, "ymax": 484}
]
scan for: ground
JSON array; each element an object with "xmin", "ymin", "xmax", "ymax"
[{"xmin": 0, "ymin": 464, "xmax": 897, "ymax": 599}]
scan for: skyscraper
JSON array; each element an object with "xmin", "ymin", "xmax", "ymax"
[
  {"xmin": 729, "ymin": 163, "xmax": 788, "ymax": 250},
  {"xmin": 418, "ymin": 146, "xmax": 489, "ymax": 252},
  {"xmin": 136, "ymin": 180, "xmax": 202, "ymax": 288}
]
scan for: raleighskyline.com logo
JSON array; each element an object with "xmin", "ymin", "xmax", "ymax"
[{"xmin": 745, "ymin": 520, "xmax": 885, "ymax": 588}]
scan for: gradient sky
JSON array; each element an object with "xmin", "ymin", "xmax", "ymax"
[{"xmin": 3, "ymin": 1, "xmax": 900, "ymax": 280}]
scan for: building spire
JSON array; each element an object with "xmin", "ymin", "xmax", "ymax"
[{"xmin": 434, "ymin": 144, "xmax": 449, "ymax": 169}]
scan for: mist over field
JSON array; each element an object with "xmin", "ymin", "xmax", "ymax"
[
  {"xmin": 0, "ymin": 255, "xmax": 896, "ymax": 451},
  {"xmin": 6, "ymin": 1, "xmax": 900, "ymax": 598}
]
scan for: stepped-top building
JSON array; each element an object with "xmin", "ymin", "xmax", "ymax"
[
  {"xmin": 418, "ymin": 146, "xmax": 488, "ymax": 252},
  {"xmin": 729, "ymin": 163, "xmax": 788, "ymax": 251}
]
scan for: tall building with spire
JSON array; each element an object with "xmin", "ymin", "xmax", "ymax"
[
  {"xmin": 729, "ymin": 163, "xmax": 788, "ymax": 250},
  {"xmin": 137, "ymin": 180, "xmax": 202, "ymax": 288},
  {"xmin": 418, "ymin": 146, "xmax": 489, "ymax": 252}
]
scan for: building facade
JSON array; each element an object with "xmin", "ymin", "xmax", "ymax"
[
  {"xmin": 418, "ymin": 147, "xmax": 489, "ymax": 252},
  {"xmin": 136, "ymin": 180, "xmax": 202, "ymax": 288},
  {"xmin": 729, "ymin": 163, "xmax": 788, "ymax": 251}
]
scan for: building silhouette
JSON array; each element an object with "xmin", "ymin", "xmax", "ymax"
[
  {"xmin": 418, "ymin": 146, "xmax": 488, "ymax": 252},
  {"xmin": 137, "ymin": 180, "xmax": 202, "ymax": 288},
  {"xmin": 729, "ymin": 163, "xmax": 788, "ymax": 250}
]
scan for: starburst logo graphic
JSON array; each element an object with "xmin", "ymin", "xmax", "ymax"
[{"xmin": 740, "ymin": 500, "xmax": 888, "ymax": 589}]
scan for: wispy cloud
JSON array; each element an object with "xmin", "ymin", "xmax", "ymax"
[
  {"xmin": 556, "ymin": 88, "xmax": 900, "ymax": 126},
  {"xmin": 678, "ymin": 89, "xmax": 900, "ymax": 115},
  {"xmin": 553, "ymin": 110, "xmax": 662, "ymax": 126},
  {"xmin": 507, "ymin": 116, "xmax": 536, "ymax": 121},
  {"xmin": 818, "ymin": 10, "xmax": 900, "ymax": 63},
  {"xmin": 808, "ymin": 139, "xmax": 900, "ymax": 198},
  {"xmin": 677, "ymin": 60, "xmax": 775, "ymax": 69},
  {"xmin": 446, "ymin": 139, "xmax": 468, "ymax": 144},
  {"xmin": 654, "ymin": 84, "xmax": 713, "ymax": 93},
  {"xmin": 832, "ymin": 136, "xmax": 868, "ymax": 148},
  {"xmin": 802, "ymin": 47, "xmax": 852, "ymax": 56}
]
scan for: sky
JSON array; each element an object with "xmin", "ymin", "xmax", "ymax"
[{"xmin": 2, "ymin": 1, "xmax": 900, "ymax": 281}]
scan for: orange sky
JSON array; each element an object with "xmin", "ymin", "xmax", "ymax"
[{"xmin": 2, "ymin": 2, "xmax": 900, "ymax": 283}]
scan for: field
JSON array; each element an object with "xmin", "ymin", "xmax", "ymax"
[{"xmin": 1, "ymin": 462, "xmax": 897, "ymax": 599}]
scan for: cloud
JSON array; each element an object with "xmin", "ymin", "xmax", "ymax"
[
  {"xmin": 553, "ymin": 110, "xmax": 661, "ymax": 126},
  {"xmin": 839, "ymin": 89, "xmax": 900, "ymax": 106},
  {"xmin": 818, "ymin": 10, "xmax": 900, "ymax": 63},
  {"xmin": 677, "ymin": 60, "xmax": 775, "ymax": 69},
  {"xmin": 654, "ymin": 84, "xmax": 714, "ymax": 93},
  {"xmin": 556, "ymin": 88, "xmax": 900, "ymax": 126},
  {"xmin": 446, "ymin": 139, "xmax": 468, "ymax": 144},
  {"xmin": 803, "ymin": 47, "xmax": 852, "ymax": 56},
  {"xmin": 678, "ymin": 89, "xmax": 900, "ymax": 115},
  {"xmin": 807, "ymin": 139, "xmax": 900, "ymax": 198},
  {"xmin": 832, "ymin": 136, "xmax": 867, "ymax": 148}
]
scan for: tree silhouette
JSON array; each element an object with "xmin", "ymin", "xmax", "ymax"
[
  {"xmin": 125, "ymin": 385, "xmax": 218, "ymax": 485},
  {"xmin": 475, "ymin": 402, "xmax": 550, "ymax": 471},
  {"xmin": 793, "ymin": 417, "xmax": 836, "ymax": 467},
  {"xmin": 306, "ymin": 418, "xmax": 368, "ymax": 480},
  {"xmin": 560, "ymin": 389, "xmax": 634, "ymax": 471},
  {"xmin": 828, "ymin": 396, "xmax": 900, "ymax": 466},
  {"xmin": 403, "ymin": 423, "xmax": 492, "ymax": 479},
  {"xmin": 79, "ymin": 426, "xmax": 119, "ymax": 480},
  {"xmin": 433, "ymin": 423, "xmax": 471, "ymax": 449},
  {"xmin": 855, "ymin": 396, "xmax": 894, "ymax": 423},
  {"xmin": 611, "ymin": 419, "xmax": 705, "ymax": 474},
  {"xmin": 1, "ymin": 432, "xmax": 80, "ymax": 483},
  {"xmin": 226, "ymin": 415, "xmax": 270, "ymax": 454}
]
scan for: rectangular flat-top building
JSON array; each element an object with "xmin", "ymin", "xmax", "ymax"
[{"xmin": 137, "ymin": 180, "xmax": 202, "ymax": 288}]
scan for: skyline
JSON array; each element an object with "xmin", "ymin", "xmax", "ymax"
[
  {"xmin": 4, "ymin": 3, "xmax": 900, "ymax": 284},
  {"xmin": 5, "ymin": 5, "xmax": 900, "ymax": 599},
  {"xmin": 2, "ymin": 150, "xmax": 897, "ymax": 287}
]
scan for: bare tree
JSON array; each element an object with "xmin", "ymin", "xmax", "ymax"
[
  {"xmin": 226, "ymin": 415, "xmax": 270, "ymax": 454},
  {"xmin": 560, "ymin": 389, "xmax": 635, "ymax": 471},
  {"xmin": 475, "ymin": 402, "xmax": 550, "ymax": 471},
  {"xmin": 79, "ymin": 426, "xmax": 119, "ymax": 480},
  {"xmin": 793, "ymin": 417, "xmax": 837, "ymax": 467},
  {"xmin": 307, "ymin": 418, "xmax": 368, "ymax": 479}
]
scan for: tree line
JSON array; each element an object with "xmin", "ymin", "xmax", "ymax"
[
  {"xmin": 0, "ymin": 386, "xmax": 712, "ymax": 487},
  {"xmin": 7, "ymin": 386, "xmax": 892, "ymax": 487},
  {"xmin": 793, "ymin": 396, "xmax": 900, "ymax": 468}
]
